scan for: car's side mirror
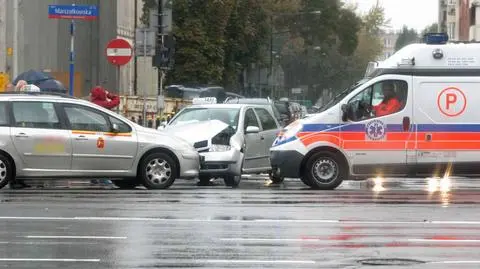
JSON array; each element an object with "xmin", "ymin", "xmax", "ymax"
[
  {"xmin": 245, "ymin": 126, "xmax": 260, "ymax": 134},
  {"xmin": 157, "ymin": 123, "xmax": 166, "ymax": 130},
  {"xmin": 111, "ymin": 123, "xmax": 120, "ymax": 133}
]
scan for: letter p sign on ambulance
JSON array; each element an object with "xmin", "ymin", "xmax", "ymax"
[{"xmin": 437, "ymin": 87, "xmax": 467, "ymax": 117}]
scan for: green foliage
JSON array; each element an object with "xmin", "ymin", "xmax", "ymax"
[
  {"xmin": 140, "ymin": 0, "xmax": 157, "ymax": 27},
  {"xmin": 167, "ymin": 0, "xmax": 274, "ymax": 87},
  {"xmin": 420, "ymin": 23, "xmax": 439, "ymax": 37},
  {"xmin": 278, "ymin": 0, "xmax": 371, "ymax": 99},
  {"xmin": 395, "ymin": 26, "xmax": 419, "ymax": 51}
]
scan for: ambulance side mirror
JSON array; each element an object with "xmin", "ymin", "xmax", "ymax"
[{"xmin": 341, "ymin": 104, "xmax": 349, "ymax": 122}]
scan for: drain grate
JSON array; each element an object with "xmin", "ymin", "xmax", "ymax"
[{"xmin": 358, "ymin": 258, "xmax": 426, "ymax": 266}]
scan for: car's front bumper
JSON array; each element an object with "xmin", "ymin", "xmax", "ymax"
[
  {"xmin": 270, "ymin": 150, "xmax": 304, "ymax": 178},
  {"xmin": 199, "ymin": 149, "xmax": 243, "ymax": 177},
  {"xmin": 179, "ymin": 151, "xmax": 200, "ymax": 179}
]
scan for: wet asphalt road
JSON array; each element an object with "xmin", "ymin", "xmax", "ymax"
[{"xmin": 0, "ymin": 177, "xmax": 480, "ymax": 268}]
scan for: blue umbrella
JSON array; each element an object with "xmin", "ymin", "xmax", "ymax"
[
  {"xmin": 36, "ymin": 79, "xmax": 67, "ymax": 93},
  {"xmin": 13, "ymin": 69, "xmax": 52, "ymax": 85}
]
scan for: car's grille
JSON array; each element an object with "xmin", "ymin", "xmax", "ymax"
[{"xmin": 202, "ymin": 164, "xmax": 228, "ymax": 170}]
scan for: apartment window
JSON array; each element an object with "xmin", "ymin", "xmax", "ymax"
[
  {"xmin": 448, "ymin": 23, "xmax": 456, "ymax": 39},
  {"xmin": 448, "ymin": 0, "xmax": 456, "ymax": 5},
  {"xmin": 471, "ymin": 6, "xmax": 477, "ymax": 26}
]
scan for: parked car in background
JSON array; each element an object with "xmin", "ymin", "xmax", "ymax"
[{"xmin": 160, "ymin": 100, "xmax": 284, "ymax": 186}]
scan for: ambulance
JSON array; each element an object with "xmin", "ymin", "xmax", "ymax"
[{"xmin": 270, "ymin": 33, "xmax": 480, "ymax": 190}]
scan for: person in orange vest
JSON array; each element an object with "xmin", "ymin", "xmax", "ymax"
[{"xmin": 373, "ymin": 82, "xmax": 401, "ymax": 117}]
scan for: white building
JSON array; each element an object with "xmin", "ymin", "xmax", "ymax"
[{"xmin": 379, "ymin": 31, "xmax": 399, "ymax": 60}]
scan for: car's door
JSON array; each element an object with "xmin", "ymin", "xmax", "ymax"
[
  {"xmin": 61, "ymin": 103, "xmax": 138, "ymax": 173},
  {"xmin": 254, "ymin": 107, "xmax": 280, "ymax": 170},
  {"xmin": 242, "ymin": 108, "xmax": 263, "ymax": 171},
  {"xmin": 9, "ymin": 101, "xmax": 72, "ymax": 173},
  {"xmin": 341, "ymin": 76, "xmax": 413, "ymax": 176}
]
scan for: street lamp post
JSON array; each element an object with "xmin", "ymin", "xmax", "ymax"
[{"xmin": 268, "ymin": 10, "xmax": 321, "ymax": 98}]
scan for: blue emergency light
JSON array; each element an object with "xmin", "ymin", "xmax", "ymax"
[{"xmin": 424, "ymin": 33, "xmax": 449, "ymax": 45}]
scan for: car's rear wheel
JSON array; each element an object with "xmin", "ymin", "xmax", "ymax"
[
  {"xmin": 139, "ymin": 152, "xmax": 178, "ymax": 189},
  {"xmin": 224, "ymin": 175, "xmax": 241, "ymax": 188},
  {"xmin": 303, "ymin": 151, "xmax": 346, "ymax": 190},
  {"xmin": 112, "ymin": 179, "xmax": 139, "ymax": 189},
  {"xmin": 0, "ymin": 154, "xmax": 12, "ymax": 189}
]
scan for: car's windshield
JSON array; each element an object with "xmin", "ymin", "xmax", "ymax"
[
  {"xmin": 169, "ymin": 107, "xmax": 240, "ymax": 129},
  {"xmin": 316, "ymin": 79, "xmax": 369, "ymax": 113}
]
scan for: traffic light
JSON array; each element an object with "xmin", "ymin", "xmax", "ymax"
[{"xmin": 153, "ymin": 34, "xmax": 175, "ymax": 69}]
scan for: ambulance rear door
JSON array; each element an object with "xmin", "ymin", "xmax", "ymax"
[{"xmin": 413, "ymin": 75, "xmax": 480, "ymax": 176}]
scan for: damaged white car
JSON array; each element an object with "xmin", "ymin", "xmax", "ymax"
[{"xmin": 160, "ymin": 103, "xmax": 283, "ymax": 187}]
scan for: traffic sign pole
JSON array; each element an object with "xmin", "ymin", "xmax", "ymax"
[
  {"xmin": 105, "ymin": 38, "xmax": 133, "ymax": 116},
  {"xmin": 48, "ymin": 4, "xmax": 98, "ymax": 96},
  {"xmin": 69, "ymin": 17, "xmax": 75, "ymax": 96}
]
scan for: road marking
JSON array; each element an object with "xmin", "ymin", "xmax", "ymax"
[
  {"xmin": 409, "ymin": 239, "xmax": 480, "ymax": 243},
  {"xmin": 25, "ymin": 236, "xmax": 127, "ymax": 239},
  {"xmin": 431, "ymin": 261, "xmax": 480, "ymax": 264},
  {"xmin": 1, "ymin": 216, "xmax": 480, "ymax": 225},
  {"xmin": 0, "ymin": 258, "xmax": 100, "ymax": 262},
  {"xmin": 202, "ymin": 259, "xmax": 316, "ymax": 264},
  {"xmin": 221, "ymin": 238, "xmax": 306, "ymax": 242}
]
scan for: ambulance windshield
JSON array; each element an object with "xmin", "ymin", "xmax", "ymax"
[{"xmin": 317, "ymin": 78, "xmax": 369, "ymax": 113}]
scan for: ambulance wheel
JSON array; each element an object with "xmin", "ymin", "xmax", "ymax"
[
  {"xmin": 300, "ymin": 176, "xmax": 314, "ymax": 187},
  {"xmin": 304, "ymin": 151, "xmax": 346, "ymax": 190}
]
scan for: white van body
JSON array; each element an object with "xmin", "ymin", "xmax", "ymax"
[{"xmin": 270, "ymin": 42, "xmax": 480, "ymax": 189}]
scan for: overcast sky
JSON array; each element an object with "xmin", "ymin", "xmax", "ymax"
[{"xmin": 344, "ymin": 0, "xmax": 438, "ymax": 32}]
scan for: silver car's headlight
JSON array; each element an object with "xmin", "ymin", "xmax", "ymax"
[{"xmin": 209, "ymin": 144, "xmax": 231, "ymax": 152}]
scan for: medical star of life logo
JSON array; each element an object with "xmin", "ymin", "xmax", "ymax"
[{"xmin": 365, "ymin": 120, "xmax": 386, "ymax": 141}]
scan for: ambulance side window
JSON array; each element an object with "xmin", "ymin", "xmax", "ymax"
[{"xmin": 348, "ymin": 79, "xmax": 408, "ymax": 121}]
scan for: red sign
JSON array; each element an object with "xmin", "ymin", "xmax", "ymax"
[
  {"xmin": 105, "ymin": 39, "xmax": 133, "ymax": 66},
  {"xmin": 437, "ymin": 87, "xmax": 467, "ymax": 117}
]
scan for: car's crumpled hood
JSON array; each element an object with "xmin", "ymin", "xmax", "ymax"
[{"xmin": 162, "ymin": 120, "xmax": 229, "ymax": 143}]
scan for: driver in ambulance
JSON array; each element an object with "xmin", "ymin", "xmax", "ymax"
[{"xmin": 373, "ymin": 82, "xmax": 401, "ymax": 117}]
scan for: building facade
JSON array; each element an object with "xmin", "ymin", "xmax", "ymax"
[
  {"xmin": 438, "ymin": 0, "xmax": 471, "ymax": 41},
  {"xmin": 379, "ymin": 31, "xmax": 399, "ymax": 60},
  {"xmin": 0, "ymin": 0, "xmax": 6, "ymax": 73},
  {"xmin": 1, "ymin": 0, "xmax": 157, "ymax": 97}
]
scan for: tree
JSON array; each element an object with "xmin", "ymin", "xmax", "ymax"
[
  {"xmin": 277, "ymin": 0, "xmax": 363, "ymax": 99},
  {"xmin": 420, "ymin": 23, "xmax": 439, "ymax": 38},
  {"xmin": 165, "ymin": 0, "xmax": 287, "ymax": 88},
  {"xmin": 395, "ymin": 26, "xmax": 419, "ymax": 51},
  {"xmin": 140, "ymin": 0, "xmax": 157, "ymax": 26}
]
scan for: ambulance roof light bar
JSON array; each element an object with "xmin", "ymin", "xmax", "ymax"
[{"xmin": 424, "ymin": 33, "xmax": 449, "ymax": 45}]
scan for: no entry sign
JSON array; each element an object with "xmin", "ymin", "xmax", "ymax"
[{"xmin": 106, "ymin": 39, "xmax": 133, "ymax": 66}]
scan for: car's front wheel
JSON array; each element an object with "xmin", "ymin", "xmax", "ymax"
[
  {"xmin": 138, "ymin": 152, "xmax": 178, "ymax": 189},
  {"xmin": 0, "ymin": 154, "xmax": 13, "ymax": 189},
  {"xmin": 224, "ymin": 175, "xmax": 241, "ymax": 188}
]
